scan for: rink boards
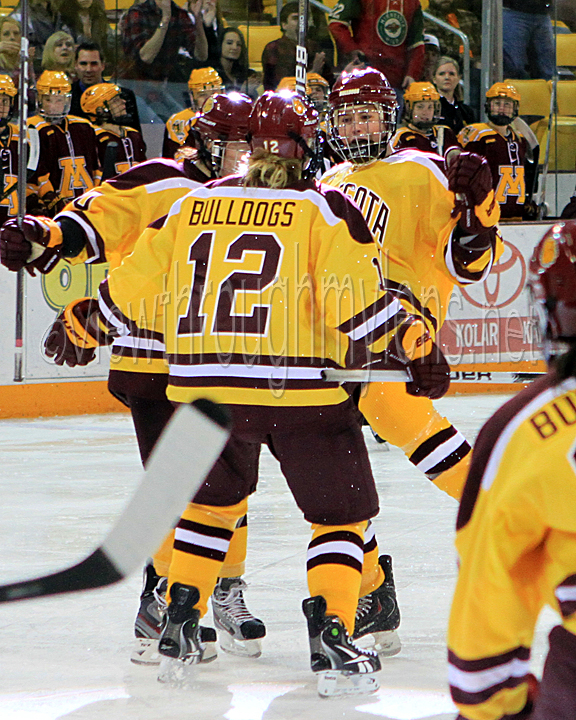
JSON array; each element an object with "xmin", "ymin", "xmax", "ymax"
[{"xmin": 0, "ymin": 221, "xmax": 554, "ymax": 417}]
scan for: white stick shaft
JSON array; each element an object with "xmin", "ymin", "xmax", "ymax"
[{"xmin": 321, "ymin": 369, "xmax": 543, "ymax": 384}]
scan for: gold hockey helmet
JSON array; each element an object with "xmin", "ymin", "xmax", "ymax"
[
  {"xmin": 485, "ymin": 82, "xmax": 520, "ymax": 125},
  {"xmin": 404, "ymin": 81, "xmax": 440, "ymax": 104},
  {"xmin": 36, "ymin": 70, "xmax": 72, "ymax": 96},
  {"xmin": 188, "ymin": 67, "xmax": 223, "ymax": 94},
  {"xmin": 81, "ymin": 83, "xmax": 121, "ymax": 120},
  {"xmin": 0, "ymin": 74, "xmax": 17, "ymax": 98}
]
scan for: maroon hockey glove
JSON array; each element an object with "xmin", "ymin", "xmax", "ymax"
[
  {"xmin": 0, "ymin": 216, "xmax": 62, "ymax": 275},
  {"xmin": 405, "ymin": 340, "xmax": 451, "ymax": 400},
  {"xmin": 446, "ymin": 152, "xmax": 493, "ymax": 207},
  {"xmin": 44, "ymin": 297, "xmax": 108, "ymax": 367}
]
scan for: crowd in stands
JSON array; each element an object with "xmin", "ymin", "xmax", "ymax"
[{"xmin": 0, "ymin": 0, "xmax": 573, "ymax": 221}]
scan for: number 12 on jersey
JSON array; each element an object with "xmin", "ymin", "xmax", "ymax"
[{"xmin": 176, "ymin": 230, "xmax": 284, "ymax": 338}]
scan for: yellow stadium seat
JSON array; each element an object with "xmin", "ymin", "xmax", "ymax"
[
  {"xmin": 104, "ymin": 0, "xmax": 137, "ymax": 9},
  {"xmin": 555, "ymin": 80, "xmax": 576, "ymax": 116},
  {"xmin": 557, "ymin": 33, "xmax": 576, "ymax": 67},
  {"xmin": 533, "ymin": 116, "xmax": 576, "ymax": 171},
  {"xmin": 237, "ymin": 24, "xmax": 282, "ymax": 72},
  {"xmin": 504, "ymin": 78, "xmax": 551, "ymax": 119}
]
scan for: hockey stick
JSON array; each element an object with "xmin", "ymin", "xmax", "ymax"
[
  {"xmin": 321, "ymin": 368, "xmax": 543, "ymax": 384},
  {"xmin": 295, "ymin": 0, "xmax": 309, "ymax": 96},
  {"xmin": 14, "ymin": 0, "xmax": 29, "ymax": 382},
  {"xmin": 0, "ymin": 399, "xmax": 230, "ymax": 603}
]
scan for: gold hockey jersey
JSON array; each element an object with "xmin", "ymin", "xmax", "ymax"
[
  {"xmin": 321, "ymin": 149, "xmax": 502, "ymax": 337},
  {"xmin": 448, "ymin": 372, "xmax": 576, "ymax": 719},
  {"xmin": 99, "ymin": 178, "xmax": 425, "ymax": 407},
  {"xmin": 56, "ymin": 158, "xmax": 207, "ymax": 374}
]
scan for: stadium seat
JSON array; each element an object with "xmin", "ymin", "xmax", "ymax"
[
  {"xmin": 504, "ymin": 78, "xmax": 551, "ymax": 121},
  {"xmin": 556, "ymin": 80, "xmax": 576, "ymax": 116},
  {"xmin": 237, "ymin": 24, "xmax": 282, "ymax": 72},
  {"xmin": 533, "ymin": 115, "xmax": 576, "ymax": 171},
  {"xmin": 552, "ymin": 20, "xmax": 572, "ymax": 34},
  {"xmin": 557, "ymin": 33, "xmax": 576, "ymax": 67}
]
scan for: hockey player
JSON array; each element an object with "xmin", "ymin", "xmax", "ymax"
[
  {"xmin": 27, "ymin": 71, "xmax": 101, "ymax": 217},
  {"xmin": 0, "ymin": 74, "xmax": 21, "ymax": 225},
  {"xmin": 0, "ymin": 93, "xmax": 261, "ymax": 663},
  {"xmin": 162, "ymin": 67, "xmax": 223, "ymax": 160},
  {"xmin": 448, "ymin": 221, "xmax": 576, "ymax": 720},
  {"xmin": 390, "ymin": 81, "xmax": 460, "ymax": 163},
  {"xmin": 458, "ymin": 83, "xmax": 533, "ymax": 221},
  {"xmin": 80, "ymin": 83, "xmax": 147, "ymax": 181},
  {"xmin": 95, "ymin": 90, "xmax": 451, "ymax": 696}
]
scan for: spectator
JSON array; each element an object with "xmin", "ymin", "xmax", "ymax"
[
  {"xmin": 57, "ymin": 0, "xmax": 112, "ymax": 64},
  {"xmin": 262, "ymin": 1, "xmax": 333, "ymax": 91},
  {"xmin": 9, "ymin": 1, "xmax": 62, "ymax": 73},
  {"xmin": 432, "ymin": 55, "xmax": 475, "ymax": 134},
  {"xmin": 328, "ymin": 0, "xmax": 424, "ymax": 96},
  {"xmin": 422, "ymin": 33, "xmax": 440, "ymax": 82},
  {"xmin": 41, "ymin": 30, "xmax": 75, "ymax": 75},
  {"xmin": 458, "ymin": 82, "xmax": 532, "ymax": 220},
  {"xmin": 81, "ymin": 83, "xmax": 147, "ymax": 180},
  {"xmin": 70, "ymin": 41, "xmax": 141, "ymax": 133},
  {"xmin": 0, "ymin": 17, "xmax": 23, "ymax": 78},
  {"xmin": 210, "ymin": 27, "xmax": 255, "ymax": 96},
  {"xmin": 0, "ymin": 17, "xmax": 36, "ymax": 107},
  {"xmin": 502, "ymin": 0, "xmax": 555, "ymax": 80},
  {"xmin": 424, "ymin": 0, "xmax": 482, "ymax": 67},
  {"xmin": 390, "ymin": 81, "xmax": 460, "ymax": 163},
  {"xmin": 121, "ymin": 0, "xmax": 208, "ymax": 83}
]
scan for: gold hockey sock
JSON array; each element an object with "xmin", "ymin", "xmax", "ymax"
[
  {"xmin": 218, "ymin": 514, "xmax": 248, "ymax": 579},
  {"xmin": 307, "ymin": 522, "xmax": 365, "ymax": 634},
  {"xmin": 151, "ymin": 529, "xmax": 174, "ymax": 577},
  {"xmin": 167, "ymin": 498, "xmax": 248, "ymax": 617}
]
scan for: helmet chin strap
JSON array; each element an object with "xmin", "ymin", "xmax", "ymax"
[{"xmin": 287, "ymin": 130, "xmax": 322, "ymax": 180}]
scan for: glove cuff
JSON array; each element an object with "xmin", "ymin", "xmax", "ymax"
[
  {"xmin": 400, "ymin": 319, "xmax": 433, "ymax": 361},
  {"xmin": 63, "ymin": 298, "xmax": 102, "ymax": 350}
]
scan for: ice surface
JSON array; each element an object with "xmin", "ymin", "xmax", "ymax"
[{"xmin": 0, "ymin": 395, "xmax": 559, "ymax": 720}]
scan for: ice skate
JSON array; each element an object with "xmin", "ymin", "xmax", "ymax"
[
  {"xmin": 211, "ymin": 577, "xmax": 266, "ymax": 657},
  {"xmin": 353, "ymin": 554, "xmax": 401, "ymax": 657},
  {"xmin": 302, "ymin": 595, "xmax": 381, "ymax": 698},
  {"xmin": 131, "ymin": 564, "xmax": 216, "ymax": 665},
  {"xmin": 157, "ymin": 583, "xmax": 217, "ymax": 682}
]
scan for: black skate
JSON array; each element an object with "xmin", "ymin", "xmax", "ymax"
[
  {"xmin": 131, "ymin": 562, "xmax": 216, "ymax": 665},
  {"xmin": 353, "ymin": 554, "xmax": 401, "ymax": 657},
  {"xmin": 302, "ymin": 595, "xmax": 381, "ymax": 698},
  {"xmin": 211, "ymin": 577, "xmax": 266, "ymax": 657}
]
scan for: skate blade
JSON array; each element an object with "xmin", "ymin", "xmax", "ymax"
[
  {"xmin": 219, "ymin": 631, "xmax": 262, "ymax": 658},
  {"xmin": 317, "ymin": 670, "xmax": 380, "ymax": 698},
  {"xmin": 157, "ymin": 655, "xmax": 198, "ymax": 685},
  {"xmin": 355, "ymin": 629, "xmax": 401, "ymax": 657},
  {"xmin": 131, "ymin": 638, "xmax": 162, "ymax": 666}
]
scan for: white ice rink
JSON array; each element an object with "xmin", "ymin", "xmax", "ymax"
[{"xmin": 0, "ymin": 393, "xmax": 559, "ymax": 720}]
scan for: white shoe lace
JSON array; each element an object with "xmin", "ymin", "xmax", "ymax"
[
  {"xmin": 213, "ymin": 579, "xmax": 255, "ymax": 624},
  {"xmin": 153, "ymin": 578, "xmax": 168, "ymax": 613},
  {"xmin": 355, "ymin": 595, "xmax": 372, "ymax": 622}
]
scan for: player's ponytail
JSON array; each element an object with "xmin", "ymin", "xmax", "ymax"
[{"xmin": 243, "ymin": 149, "xmax": 302, "ymax": 189}]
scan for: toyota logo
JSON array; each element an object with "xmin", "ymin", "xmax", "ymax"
[{"xmin": 460, "ymin": 240, "xmax": 527, "ymax": 309}]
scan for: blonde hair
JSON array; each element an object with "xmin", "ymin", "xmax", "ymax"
[
  {"xmin": 42, "ymin": 31, "xmax": 75, "ymax": 73},
  {"xmin": 0, "ymin": 17, "xmax": 21, "ymax": 73},
  {"xmin": 243, "ymin": 148, "xmax": 302, "ymax": 189}
]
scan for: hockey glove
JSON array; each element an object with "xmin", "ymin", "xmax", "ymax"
[
  {"xmin": 44, "ymin": 297, "xmax": 110, "ymax": 367},
  {"xmin": 446, "ymin": 152, "xmax": 498, "ymax": 234},
  {"xmin": 0, "ymin": 216, "xmax": 63, "ymax": 275}
]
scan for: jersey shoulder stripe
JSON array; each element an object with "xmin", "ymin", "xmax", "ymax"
[
  {"xmin": 107, "ymin": 158, "xmax": 188, "ymax": 191},
  {"xmin": 458, "ymin": 123, "xmax": 494, "ymax": 144},
  {"xmin": 385, "ymin": 149, "xmax": 449, "ymax": 189}
]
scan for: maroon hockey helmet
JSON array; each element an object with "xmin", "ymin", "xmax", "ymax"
[
  {"xmin": 193, "ymin": 91, "xmax": 253, "ymax": 142},
  {"xmin": 189, "ymin": 92, "xmax": 253, "ymax": 177},
  {"xmin": 327, "ymin": 67, "xmax": 398, "ymax": 164},
  {"xmin": 528, "ymin": 221, "xmax": 576, "ymax": 348},
  {"xmin": 247, "ymin": 91, "xmax": 319, "ymax": 160}
]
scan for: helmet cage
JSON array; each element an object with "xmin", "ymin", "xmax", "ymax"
[
  {"xmin": 39, "ymin": 90, "xmax": 71, "ymax": 122},
  {"xmin": 327, "ymin": 101, "xmax": 396, "ymax": 164}
]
